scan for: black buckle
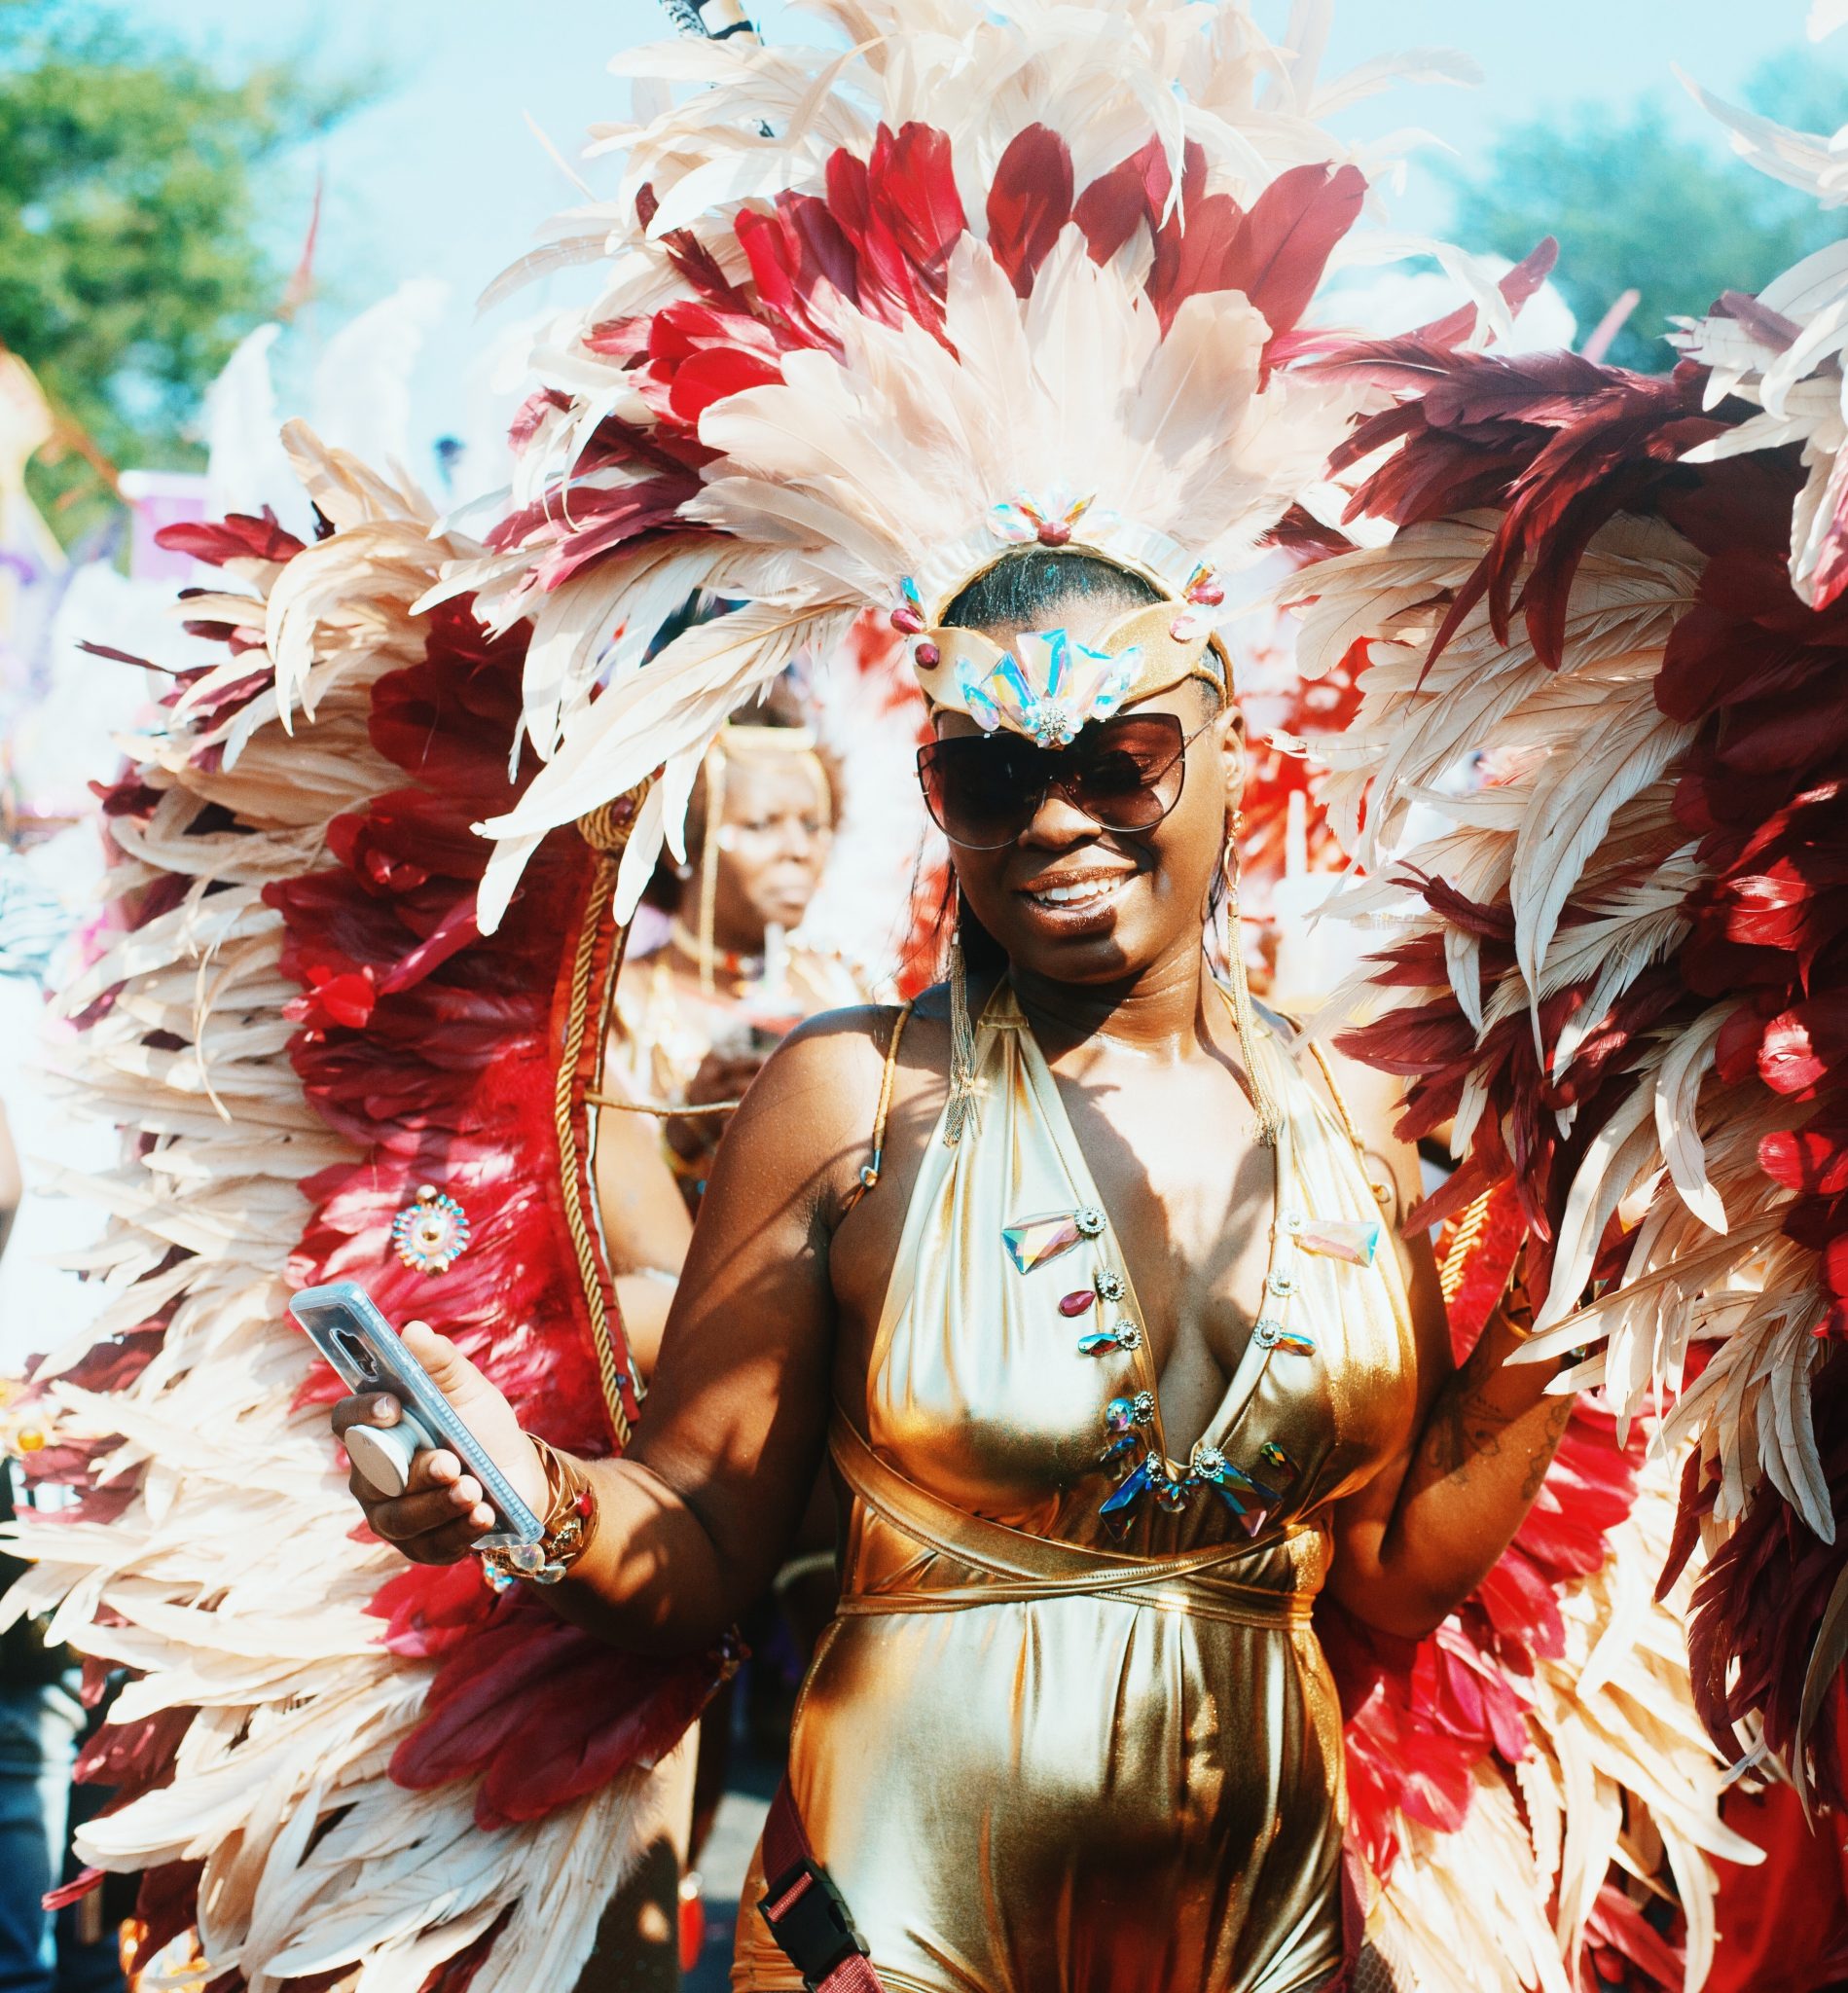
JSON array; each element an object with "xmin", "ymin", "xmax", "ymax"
[{"xmin": 758, "ymin": 1857, "xmax": 868, "ymax": 1990}]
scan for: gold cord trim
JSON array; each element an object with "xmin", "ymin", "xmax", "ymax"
[
  {"xmin": 559, "ymin": 789, "xmax": 655, "ymax": 1447},
  {"xmin": 587, "ymin": 1092, "xmax": 742, "ymax": 1116}
]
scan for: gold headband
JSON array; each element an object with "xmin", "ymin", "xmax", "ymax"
[{"xmin": 893, "ymin": 546, "xmax": 1230, "ymax": 744}]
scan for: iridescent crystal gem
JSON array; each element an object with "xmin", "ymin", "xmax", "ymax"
[
  {"xmin": 1095, "ymin": 1268, "xmax": 1126, "ymax": 1303},
  {"xmin": 1154, "ymin": 1466, "xmax": 1190, "ymax": 1513},
  {"xmin": 1003, "ymin": 1212, "xmax": 1084, "ymax": 1273},
  {"xmin": 1060, "ymin": 1290, "xmax": 1096, "ymax": 1318},
  {"xmin": 1294, "ymin": 1216, "xmax": 1382, "ymax": 1267},
  {"xmin": 1258, "ymin": 1440, "xmax": 1296, "ymax": 1481},
  {"xmin": 1239, "ymin": 1505, "xmax": 1269, "ymax": 1537},
  {"xmin": 1077, "ymin": 1323, "xmax": 1141, "ymax": 1357},
  {"xmin": 1105, "ymin": 1395, "xmax": 1139, "ymax": 1434},
  {"xmin": 1099, "ymin": 1431, "xmax": 1140, "ymax": 1470},
  {"xmin": 1099, "ymin": 1456, "xmax": 1154, "ymax": 1516},
  {"xmin": 391, "ymin": 1184, "xmax": 472, "ymax": 1277},
  {"xmin": 1254, "ymin": 1319, "xmax": 1316, "ymax": 1357}
]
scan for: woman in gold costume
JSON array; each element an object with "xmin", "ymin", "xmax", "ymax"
[
  {"xmin": 325, "ymin": 6, "xmax": 1592, "ymax": 1980},
  {"xmin": 335, "ymin": 545, "xmax": 1574, "ymax": 1993}
]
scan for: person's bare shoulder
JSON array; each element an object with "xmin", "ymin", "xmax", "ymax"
[{"xmin": 717, "ymin": 1003, "xmax": 900, "ymax": 1222}]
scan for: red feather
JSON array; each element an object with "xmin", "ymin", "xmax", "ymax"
[{"xmin": 985, "ymin": 124, "xmax": 1074, "ymax": 297}]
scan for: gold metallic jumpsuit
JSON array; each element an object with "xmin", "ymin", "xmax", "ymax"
[{"xmin": 734, "ymin": 986, "xmax": 1418, "ymax": 1993}]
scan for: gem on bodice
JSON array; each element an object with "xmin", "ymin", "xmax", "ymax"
[
  {"xmin": 1060, "ymin": 1289, "xmax": 1095, "ymax": 1318},
  {"xmin": 1253, "ymin": 1318, "xmax": 1315, "ymax": 1357},
  {"xmin": 1004, "ymin": 1205, "xmax": 1105, "ymax": 1274},
  {"xmin": 1077, "ymin": 1323, "xmax": 1141, "ymax": 1357},
  {"xmin": 1095, "ymin": 1268, "xmax": 1126, "ymax": 1303},
  {"xmin": 1284, "ymin": 1211, "xmax": 1381, "ymax": 1267}
]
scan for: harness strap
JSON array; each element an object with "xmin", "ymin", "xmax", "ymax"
[{"xmin": 759, "ymin": 1779, "xmax": 888, "ymax": 1993}]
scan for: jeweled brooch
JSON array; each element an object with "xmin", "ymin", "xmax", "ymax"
[{"xmin": 392, "ymin": 1184, "xmax": 472, "ymax": 1276}]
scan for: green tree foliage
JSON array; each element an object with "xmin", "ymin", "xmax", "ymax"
[
  {"xmin": 1450, "ymin": 53, "xmax": 1848, "ymax": 373},
  {"xmin": 0, "ymin": 1, "xmax": 365, "ymax": 528}
]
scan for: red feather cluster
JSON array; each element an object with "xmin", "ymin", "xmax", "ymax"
[
  {"xmin": 44, "ymin": 526, "xmax": 732, "ymax": 1980},
  {"xmin": 1327, "ymin": 340, "xmax": 1848, "ymax": 1800},
  {"xmin": 494, "ymin": 127, "xmax": 1367, "ymax": 592}
]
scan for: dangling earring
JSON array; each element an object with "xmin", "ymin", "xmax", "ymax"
[
  {"xmin": 1221, "ymin": 815, "xmax": 1281, "ymax": 1147},
  {"xmin": 696, "ymin": 739, "xmax": 728, "ymax": 996},
  {"xmin": 944, "ymin": 919, "xmax": 980, "ymax": 1146}
]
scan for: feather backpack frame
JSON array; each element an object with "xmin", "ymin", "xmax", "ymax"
[
  {"xmin": 1280, "ymin": 34, "xmax": 1848, "ymax": 1819},
  {"xmin": 0, "ymin": 3, "xmax": 1773, "ymax": 1990}
]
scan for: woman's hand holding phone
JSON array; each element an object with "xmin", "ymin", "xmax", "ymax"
[{"xmin": 331, "ymin": 1323, "xmax": 549, "ymax": 1565}]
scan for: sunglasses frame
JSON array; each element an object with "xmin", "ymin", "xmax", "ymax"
[{"xmin": 916, "ymin": 712, "xmax": 1215, "ymax": 852}]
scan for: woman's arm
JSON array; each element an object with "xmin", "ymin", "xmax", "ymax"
[
  {"xmin": 1318, "ymin": 1052, "xmax": 1570, "ymax": 1641},
  {"xmin": 332, "ymin": 1014, "xmax": 881, "ymax": 1654},
  {"xmin": 593, "ymin": 1071, "xmax": 694, "ymax": 1382}
]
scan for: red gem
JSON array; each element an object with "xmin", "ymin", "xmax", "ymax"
[
  {"xmin": 1059, "ymin": 1290, "xmax": 1095, "ymax": 1317},
  {"xmin": 574, "ymin": 1489, "xmax": 594, "ymax": 1517},
  {"xmin": 890, "ymin": 606, "xmax": 924, "ymax": 634},
  {"xmin": 1188, "ymin": 577, "xmax": 1225, "ymax": 606},
  {"xmin": 1036, "ymin": 521, "xmax": 1071, "ymax": 547},
  {"xmin": 915, "ymin": 642, "xmax": 941, "ymax": 668}
]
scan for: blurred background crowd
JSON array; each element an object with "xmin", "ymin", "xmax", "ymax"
[{"xmin": 0, "ymin": 1, "xmax": 1844, "ymax": 1985}]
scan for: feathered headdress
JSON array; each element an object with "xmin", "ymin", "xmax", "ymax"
[{"xmin": 444, "ymin": 0, "xmax": 1499, "ymax": 930}]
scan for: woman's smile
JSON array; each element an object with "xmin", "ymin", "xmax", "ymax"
[{"xmin": 1014, "ymin": 863, "xmax": 1139, "ymax": 922}]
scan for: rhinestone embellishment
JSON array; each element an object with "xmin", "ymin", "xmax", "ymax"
[
  {"xmin": 1077, "ymin": 1323, "xmax": 1142, "ymax": 1357},
  {"xmin": 1003, "ymin": 1210, "xmax": 1093, "ymax": 1273},
  {"xmin": 391, "ymin": 1184, "xmax": 471, "ymax": 1276}
]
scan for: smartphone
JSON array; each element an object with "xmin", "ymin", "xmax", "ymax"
[{"xmin": 289, "ymin": 1280, "xmax": 544, "ymax": 1548}]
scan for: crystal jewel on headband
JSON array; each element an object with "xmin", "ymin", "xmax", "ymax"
[
  {"xmin": 990, "ymin": 488, "xmax": 1115, "ymax": 549},
  {"xmin": 957, "ymin": 628, "xmax": 1139, "ymax": 748}
]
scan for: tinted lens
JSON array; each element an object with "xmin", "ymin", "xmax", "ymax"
[
  {"xmin": 918, "ymin": 712, "xmax": 1192, "ymax": 849},
  {"xmin": 918, "ymin": 736, "xmax": 1045, "ymax": 849},
  {"xmin": 1063, "ymin": 715, "xmax": 1188, "ymax": 829}
]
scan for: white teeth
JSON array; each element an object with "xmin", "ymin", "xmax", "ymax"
[{"xmin": 1029, "ymin": 878, "xmax": 1123, "ymax": 908}]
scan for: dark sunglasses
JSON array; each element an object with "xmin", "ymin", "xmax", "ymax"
[{"xmin": 917, "ymin": 712, "xmax": 1205, "ymax": 851}]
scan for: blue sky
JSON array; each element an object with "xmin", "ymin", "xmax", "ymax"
[{"xmin": 108, "ymin": 0, "xmax": 1833, "ymax": 472}]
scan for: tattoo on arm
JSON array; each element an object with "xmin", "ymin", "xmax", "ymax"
[
  {"xmin": 1418, "ymin": 1338, "xmax": 1508, "ymax": 1481},
  {"xmin": 1518, "ymin": 1394, "xmax": 1576, "ymax": 1502}
]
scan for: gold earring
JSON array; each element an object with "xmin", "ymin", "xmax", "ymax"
[
  {"xmin": 944, "ymin": 924, "xmax": 980, "ymax": 1146},
  {"xmin": 1220, "ymin": 834, "xmax": 1280, "ymax": 1147}
]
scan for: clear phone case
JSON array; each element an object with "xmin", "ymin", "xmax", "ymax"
[{"xmin": 290, "ymin": 1281, "xmax": 545, "ymax": 1547}]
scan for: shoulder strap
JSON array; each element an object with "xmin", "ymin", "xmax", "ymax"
[{"xmin": 842, "ymin": 1001, "xmax": 913, "ymax": 1213}]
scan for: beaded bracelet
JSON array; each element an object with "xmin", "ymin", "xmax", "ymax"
[{"xmin": 478, "ymin": 1435, "xmax": 598, "ymax": 1590}]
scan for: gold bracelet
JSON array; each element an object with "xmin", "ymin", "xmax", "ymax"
[{"xmin": 478, "ymin": 1435, "xmax": 599, "ymax": 1590}]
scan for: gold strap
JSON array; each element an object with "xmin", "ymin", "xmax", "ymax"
[
  {"xmin": 829, "ymin": 1418, "xmax": 1317, "ymax": 1629},
  {"xmin": 843, "ymin": 1001, "xmax": 914, "ymax": 1212}
]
